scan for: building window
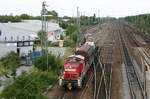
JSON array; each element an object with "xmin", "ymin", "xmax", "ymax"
[
  {"xmin": 28, "ymin": 36, "xmax": 30, "ymax": 40},
  {"xmin": 23, "ymin": 36, "xmax": 25, "ymax": 40},
  {"xmin": 0, "ymin": 30, "xmax": 2, "ymax": 36},
  {"xmin": 17, "ymin": 36, "xmax": 19, "ymax": 41},
  {"xmin": 11, "ymin": 36, "xmax": 13, "ymax": 41},
  {"xmin": 4, "ymin": 36, "xmax": 7, "ymax": 41}
]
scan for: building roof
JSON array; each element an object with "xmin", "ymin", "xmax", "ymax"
[{"xmin": 0, "ymin": 20, "xmax": 63, "ymax": 41}]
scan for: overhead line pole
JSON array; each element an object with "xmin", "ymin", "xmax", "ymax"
[
  {"xmin": 41, "ymin": 2, "xmax": 44, "ymax": 55},
  {"xmin": 98, "ymin": 10, "xmax": 100, "ymax": 30},
  {"xmin": 77, "ymin": 7, "xmax": 80, "ymax": 49},
  {"xmin": 41, "ymin": 1, "xmax": 47, "ymax": 55},
  {"xmin": 71, "ymin": 14, "xmax": 74, "ymax": 46},
  {"xmin": 41, "ymin": 2, "xmax": 50, "ymax": 71}
]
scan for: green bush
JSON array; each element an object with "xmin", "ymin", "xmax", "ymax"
[
  {"xmin": 63, "ymin": 40, "xmax": 72, "ymax": 47},
  {"xmin": 0, "ymin": 51, "xmax": 21, "ymax": 77},
  {"xmin": 34, "ymin": 55, "xmax": 63, "ymax": 74},
  {"xmin": 46, "ymin": 41, "xmax": 59, "ymax": 47},
  {"xmin": 50, "ymin": 42, "xmax": 59, "ymax": 47},
  {"xmin": 72, "ymin": 30, "xmax": 77, "ymax": 42},
  {"xmin": 60, "ymin": 34, "xmax": 64, "ymax": 40},
  {"xmin": 59, "ymin": 22, "xmax": 68, "ymax": 29},
  {"xmin": 0, "ymin": 71, "xmax": 56, "ymax": 99}
]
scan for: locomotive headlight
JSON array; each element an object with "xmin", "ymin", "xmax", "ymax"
[
  {"xmin": 59, "ymin": 79, "xmax": 62, "ymax": 86},
  {"xmin": 78, "ymin": 79, "xmax": 82, "ymax": 88}
]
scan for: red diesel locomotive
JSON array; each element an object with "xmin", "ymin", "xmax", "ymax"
[{"xmin": 59, "ymin": 45, "xmax": 95, "ymax": 89}]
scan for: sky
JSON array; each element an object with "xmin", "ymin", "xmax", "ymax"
[{"xmin": 0, "ymin": 0, "xmax": 150, "ymax": 18}]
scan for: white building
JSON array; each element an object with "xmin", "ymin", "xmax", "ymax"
[
  {"xmin": 0, "ymin": 20, "xmax": 65, "ymax": 58},
  {"xmin": 0, "ymin": 20, "xmax": 65, "ymax": 41}
]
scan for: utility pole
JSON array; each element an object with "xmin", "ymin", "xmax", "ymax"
[
  {"xmin": 41, "ymin": 2, "xmax": 49, "ymax": 71},
  {"xmin": 135, "ymin": 15, "xmax": 136, "ymax": 25},
  {"xmin": 137, "ymin": 15, "xmax": 138, "ymax": 25},
  {"xmin": 76, "ymin": 7, "xmax": 80, "ymax": 48},
  {"xmin": 98, "ymin": 10, "xmax": 101, "ymax": 30},
  {"xmin": 71, "ymin": 14, "xmax": 74, "ymax": 46},
  {"xmin": 41, "ymin": 1, "xmax": 47, "ymax": 55},
  {"xmin": 57, "ymin": 13, "xmax": 59, "ymax": 24},
  {"xmin": 147, "ymin": 13, "xmax": 149, "ymax": 27}
]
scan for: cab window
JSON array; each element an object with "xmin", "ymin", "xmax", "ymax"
[{"xmin": 66, "ymin": 57, "xmax": 72, "ymax": 62}]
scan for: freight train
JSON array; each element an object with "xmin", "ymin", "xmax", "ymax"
[{"xmin": 59, "ymin": 35, "xmax": 97, "ymax": 90}]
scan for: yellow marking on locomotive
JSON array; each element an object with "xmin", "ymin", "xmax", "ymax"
[
  {"xmin": 87, "ymin": 40, "xmax": 94, "ymax": 42},
  {"xmin": 67, "ymin": 83, "xmax": 72, "ymax": 90}
]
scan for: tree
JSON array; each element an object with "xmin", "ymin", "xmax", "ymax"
[
  {"xmin": 37, "ymin": 30, "xmax": 42, "ymax": 41},
  {"xmin": 60, "ymin": 34, "xmax": 64, "ymax": 40},
  {"xmin": 0, "ymin": 15, "xmax": 21, "ymax": 23},
  {"xmin": 46, "ymin": 10, "xmax": 58, "ymax": 19},
  {"xmin": 0, "ymin": 51, "xmax": 21, "ymax": 78},
  {"xmin": 0, "ymin": 71, "xmax": 56, "ymax": 99},
  {"xmin": 20, "ymin": 14, "xmax": 31, "ymax": 20},
  {"xmin": 66, "ymin": 25, "xmax": 77, "ymax": 36},
  {"xmin": 34, "ymin": 55, "xmax": 63, "ymax": 74},
  {"xmin": 59, "ymin": 22, "xmax": 68, "ymax": 29},
  {"xmin": 93, "ymin": 13, "xmax": 96, "ymax": 22},
  {"xmin": 124, "ymin": 14, "xmax": 150, "ymax": 32},
  {"xmin": 63, "ymin": 16, "xmax": 71, "ymax": 19},
  {"xmin": 72, "ymin": 30, "xmax": 77, "ymax": 42}
]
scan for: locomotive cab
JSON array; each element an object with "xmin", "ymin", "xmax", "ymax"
[
  {"xmin": 59, "ymin": 45, "xmax": 94, "ymax": 90},
  {"xmin": 59, "ymin": 55, "xmax": 85, "ymax": 89}
]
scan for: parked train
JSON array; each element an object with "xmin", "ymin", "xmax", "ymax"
[{"xmin": 59, "ymin": 35, "xmax": 97, "ymax": 90}]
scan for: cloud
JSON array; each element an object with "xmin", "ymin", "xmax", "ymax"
[{"xmin": 0, "ymin": 0, "xmax": 150, "ymax": 17}]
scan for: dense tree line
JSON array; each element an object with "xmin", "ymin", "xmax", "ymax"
[
  {"xmin": 123, "ymin": 14, "xmax": 150, "ymax": 32},
  {"xmin": 0, "ymin": 10, "xmax": 58, "ymax": 23},
  {"xmin": 0, "ymin": 15, "xmax": 21, "ymax": 23},
  {"xmin": 0, "ymin": 14, "xmax": 40, "ymax": 23}
]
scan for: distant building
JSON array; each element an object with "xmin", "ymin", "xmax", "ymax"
[
  {"xmin": 49, "ymin": 19, "xmax": 57, "ymax": 23},
  {"xmin": 47, "ymin": 29, "xmax": 66, "ymax": 42},
  {"xmin": 0, "ymin": 20, "xmax": 65, "ymax": 58},
  {"xmin": 0, "ymin": 43, "xmax": 33, "ymax": 58},
  {"xmin": 62, "ymin": 19, "xmax": 70, "ymax": 22}
]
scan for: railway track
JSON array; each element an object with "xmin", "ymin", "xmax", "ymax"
[
  {"xmin": 94, "ymin": 53, "xmax": 104, "ymax": 99},
  {"xmin": 138, "ymin": 48, "xmax": 150, "ymax": 68},
  {"xmin": 78, "ymin": 65, "xmax": 95, "ymax": 99},
  {"xmin": 119, "ymin": 30, "xmax": 145, "ymax": 99},
  {"xmin": 123, "ymin": 26, "xmax": 140, "ymax": 47},
  {"xmin": 57, "ymin": 67, "xmax": 94, "ymax": 99},
  {"xmin": 57, "ymin": 47, "xmax": 101, "ymax": 99},
  {"xmin": 95, "ymin": 28, "xmax": 114, "ymax": 99},
  {"xmin": 123, "ymin": 22, "xmax": 150, "ymax": 46},
  {"xmin": 104, "ymin": 64, "xmax": 112, "ymax": 99}
]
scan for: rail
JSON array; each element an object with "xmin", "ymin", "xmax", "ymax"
[
  {"xmin": 94, "ymin": 29, "xmax": 114, "ymax": 99},
  {"xmin": 119, "ymin": 30, "xmax": 145, "ymax": 99}
]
